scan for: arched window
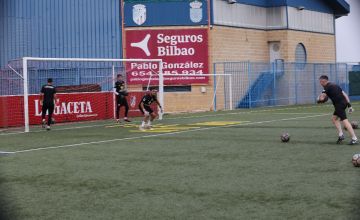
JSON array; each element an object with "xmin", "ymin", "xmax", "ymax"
[{"xmin": 295, "ymin": 43, "xmax": 307, "ymax": 69}]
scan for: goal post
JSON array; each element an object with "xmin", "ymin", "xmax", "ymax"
[
  {"xmin": 157, "ymin": 73, "xmax": 234, "ymax": 114},
  {"xmin": 1, "ymin": 57, "xmax": 233, "ymax": 133},
  {"xmin": 0, "ymin": 57, "xmax": 163, "ymax": 133},
  {"xmin": 23, "ymin": 58, "xmax": 29, "ymax": 132}
]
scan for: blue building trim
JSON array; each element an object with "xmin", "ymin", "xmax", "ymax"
[
  {"xmin": 228, "ymin": 0, "xmax": 349, "ymax": 16},
  {"xmin": 328, "ymin": 0, "xmax": 350, "ymax": 17},
  {"xmin": 286, "ymin": 0, "xmax": 333, "ymax": 14},
  {"xmin": 210, "ymin": 0, "xmax": 214, "ymax": 25}
]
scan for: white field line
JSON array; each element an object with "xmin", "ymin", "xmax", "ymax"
[
  {"xmin": 262, "ymin": 112, "xmax": 323, "ymax": 115},
  {"xmin": 1, "ymin": 113, "xmax": 330, "ymax": 155},
  {"xmin": 0, "ymin": 151, "xmax": 16, "ymax": 155},
  {"xmin": 0, "ymin": 104, "xmax": 333, "ymax": 136}
]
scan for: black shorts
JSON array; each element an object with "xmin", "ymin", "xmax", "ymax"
[
  {"xmin": 139, "ymin": 105, "xmax": 154, "ymax": 115},
  {"xmin": 333, "ymin": 104, "xmax": 347, "ymax": 121},
  {"xmin": 117, "ymin": 97, "xmax": 128, "ymax": 106}
]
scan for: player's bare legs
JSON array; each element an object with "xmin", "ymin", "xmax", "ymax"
[
  {"xmin": 342, "ymin": 119, "xmax": 357, "ymax": 143},
  {"xmin": 146, "ymin": 113, "xmax": 157, "ymax": 128},
  {"xmin": 332, "ymin": 116, "xmax": 343, "ymax": 135},
  {"xmin": 333, "ymin": 116, "xmax": 345, "ymax": 144},
  {"xmin": 333, "ymin": 115, "xmax": 358, "ymax": 144},
  {"xmin": 140, "ymin": 114, "xmax": 150, "ymax": 131}
]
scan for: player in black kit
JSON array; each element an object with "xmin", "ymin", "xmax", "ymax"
[
  {"xmin": 40, "ymin": 78, "xmax": 57, "ymax": 130},
  {"xmin": 138, "ymin": 88, "xmax": 162, "ymax": 130},
  {"xmin": 114, "ymin": 74, "xmax": 131, "ymax": 123},
  {"xmin": 319, "ymin": 75, "xmax": 358, "ymax": 145}
]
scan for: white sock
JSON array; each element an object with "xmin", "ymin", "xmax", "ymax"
[
  {"xmin": 339, "ymin": 132, "xmax": 344, "ymax": 137},
  {"xmin": 141, "ymin": 121, "xmax": 145, "ymax": 127},
  {"xmin": 352, "ymin": 136, "xmax": 358, "ymax": 140},
  {"xmin": 147, "ymin": 121, "xmax": 151, "ymax": 126}
]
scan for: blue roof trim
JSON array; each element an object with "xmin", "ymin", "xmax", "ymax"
[
  {"xmin": 232, "ymin": 0, "xmax": 349, "ymax": 17},
  {"xmin": 330, "ymin": 0, "xmax": 350, "ymax": 17}
]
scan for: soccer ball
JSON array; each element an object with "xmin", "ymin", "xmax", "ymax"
[
  {"xmin": 351, "ymin": 121, "xmax": 358, "ymax": 129},
  {"xmin": 346, "ymin": 121, "xmax": 359, "ymax": 130},
  {"xmin": 352, "ymin": 154, "xmax": 360, "ymax": 167},
  {"xmin": 281, "ymin": 133, "xmax": 290, "ymax": 142},
  {"xmin": 317, "ymin": 93, "xmax": 328, "ymax": 103}
]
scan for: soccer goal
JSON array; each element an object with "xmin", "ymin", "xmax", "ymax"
[
  {"xmin": 0, "ymin": 57, "xmax": 233, "ymax": 133},
  {"xmin": 0, "ymin": 57, "xmax": 164, "ymax": 133},
  {"xmin": 158, "ymin": 73, "xmax": 234, "ymax": 114}
]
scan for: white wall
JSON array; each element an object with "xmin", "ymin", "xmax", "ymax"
[
  {"xmin": 336, "ymin": 0, "xmax": 360, "ymax": 63},
  {"xmin": 213, "ymin": 0, "xmax": 335, "ymax": 33},
  {"xmin": 288, "ymin": 7, "xmax": 334, "ymax": 34},
  {"xmin": 213, "ymin": 0, "xmax": 287, "ymax": 29}
]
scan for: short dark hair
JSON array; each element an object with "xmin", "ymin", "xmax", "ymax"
[
  {"xmin": 47, "ymin": 78, "xmax": 53, "ymax": 83},
  {"xmin": 319, "ymin": 75, "xmax": 328, "ymax": 80},
  {"xmin": 117, "ymin": 74, "xmax": 123, "ymax": 77}
]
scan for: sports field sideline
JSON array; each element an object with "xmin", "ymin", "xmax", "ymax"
[{"xmin": 1, "ymin": 103, "xmax": 360, "ymax": 219}]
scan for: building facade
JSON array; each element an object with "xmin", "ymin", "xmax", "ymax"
[
  {"xmin": 122, "ymin": 0, "xmax": 349, "ymax": 111},
  {"xmin": 0, "ymin": 0, "xmax": 350, "ymax": 112}
]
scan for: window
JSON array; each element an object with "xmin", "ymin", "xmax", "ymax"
[{"xmin": 295, "ymin": 43, "xmax": 307, "ymax": 69}]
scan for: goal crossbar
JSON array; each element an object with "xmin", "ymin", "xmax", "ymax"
[
  {"xmin": 19, "ymin": 57, "xmax": 164, "ymax": 132},
  {"xmin": 13, "ymin": 57, "xmax": 232, "ymax": 133},
  {"xmin": 21, "ymin": 57, "xmax": 163, "ymax": 62}
]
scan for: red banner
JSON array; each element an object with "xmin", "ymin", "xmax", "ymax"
[
  {"xmin": 0, "ymin": 92, "xmax": 152, "ymax": 128},
  {"xmin": 125, "ymin": 28, "xmax": 209, "ymax": 85}
]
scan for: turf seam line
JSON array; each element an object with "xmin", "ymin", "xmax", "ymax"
[{"xmin": 4, "ymin": 113, "xmax": 330, "ymax": 155}]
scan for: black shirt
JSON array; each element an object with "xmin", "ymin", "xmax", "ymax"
[
  {"xmin": 41, "ymin": 85, "xmax": 56, "ymax": 105},
  {"xmin": 322, "ymin": 82, "xmax": 347, "ymax": 106},
  {"xmin": 140, "ymin": 94, "xmax": 157, "ymax": 106},
  {"xmin": 114, "ymin": 80, "xmax": 127, "ymax": 97}
]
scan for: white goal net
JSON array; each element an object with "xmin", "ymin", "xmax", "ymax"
[{"xmin": 0, "ymin": 57, "xmax": 233, "ymax": 133}]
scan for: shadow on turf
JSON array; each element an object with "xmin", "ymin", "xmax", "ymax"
[
  {"xmin": 350, "ymin": 176, "xmax": 360, "ymax": 220},
  {"xmin": 0, "ymin": 172, "xmax": 18, "ymax": 220}
]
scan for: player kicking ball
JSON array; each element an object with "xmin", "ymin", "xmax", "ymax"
[
  {"xmin": 40, "ymin": 78, "xmax": 58, "ymax": 131},
  {"xmin": 138, "ymin": 88, "xmax": 162, "ymax": 131},
  {"xmin": 318, "ymin": 75, "xmax": 358, "ymax": 145}
]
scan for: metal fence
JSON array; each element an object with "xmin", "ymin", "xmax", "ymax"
[
  {"xmin": 1, "ymin": 60, "xmax": 359, "ymax": 111},
  {"xmin": 0, "ymin": 61, "xmax": 126, "ymax": 96},
  {"xmin": 214, "ymin": 61, "xmax": 358, "ymax": 109}
]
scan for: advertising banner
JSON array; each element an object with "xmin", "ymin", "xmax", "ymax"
[
  {"xmin": 125, "ymin": 28, "xmax": 209, "ymax": 85},
  {"xmin": 0, "ymin": 91, "xmax": 152, "ymax": 127}
]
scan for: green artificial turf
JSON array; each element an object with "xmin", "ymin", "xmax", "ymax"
[{"xmin": 1, "ymin": 103, "xmax": 360, "ymax": 219}]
